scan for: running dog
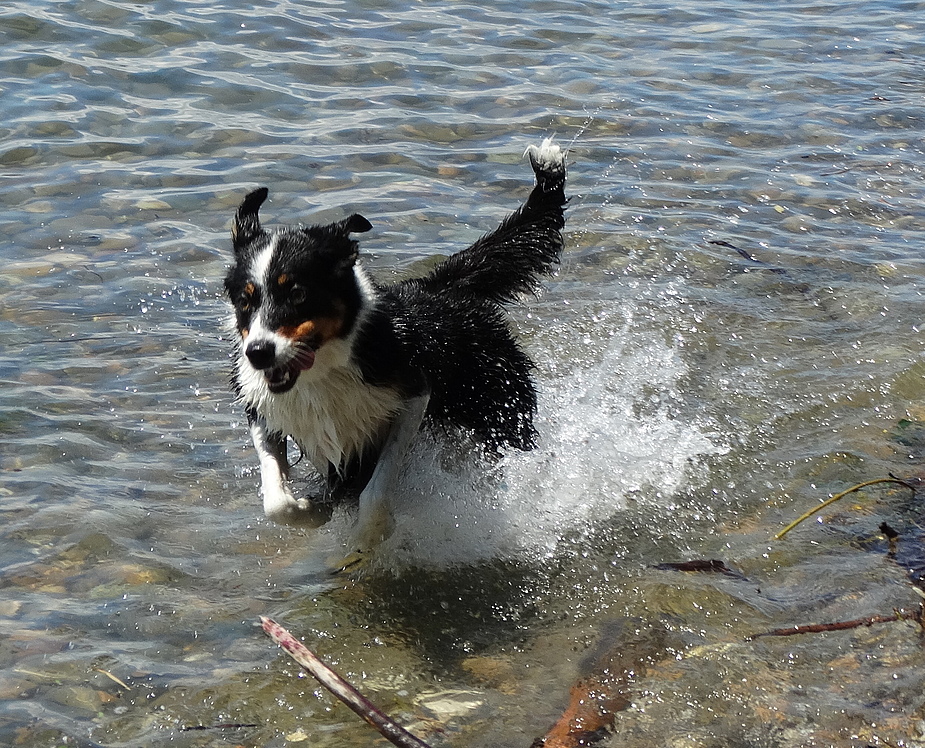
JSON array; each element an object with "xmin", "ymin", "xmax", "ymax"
[{"xmin": 225, "ymin": 139, "xmax": 567, "ymax": 547}]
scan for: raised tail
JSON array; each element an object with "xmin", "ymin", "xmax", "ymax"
[{"xmin": 418, "ymin": 138, "xmax": 567, "ymax": 305}]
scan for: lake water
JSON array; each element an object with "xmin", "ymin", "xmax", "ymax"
[{"xmin": 2, "ymin": 1, "xmax": 925, "ymax": 746}]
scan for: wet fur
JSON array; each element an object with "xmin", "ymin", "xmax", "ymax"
[{"xmin": 224, "ymin": 139, "xmax": 567, "ymax": 542}]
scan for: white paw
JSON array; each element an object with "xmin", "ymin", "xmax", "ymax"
[{"xmin": 262, "ymin": 483, "xmax": 303, "ymax": 523}]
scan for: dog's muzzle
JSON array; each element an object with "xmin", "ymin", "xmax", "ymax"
[{"xmin": 245, "ymin": 339, "xmax": 315, "ymax": 394}]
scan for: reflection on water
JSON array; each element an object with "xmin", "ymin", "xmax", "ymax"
[{"xmin": 2, "ymin": 0, "xmax": 925, "ymax": 745}]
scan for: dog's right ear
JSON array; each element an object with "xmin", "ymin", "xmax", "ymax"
[{"xmin": 232, "ymin": 187, "xmax": 269, "ymax": 252}]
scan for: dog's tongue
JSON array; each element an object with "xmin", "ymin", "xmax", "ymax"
[
  {"xmin": 295, "ymin": 349, "xmax": 315, "ymax": 371},
  {"xmin": 264, "ymin": 350, "xmax": 316, "ymax": 393}
]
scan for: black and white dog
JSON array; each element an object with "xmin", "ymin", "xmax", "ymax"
[{"xmin": 225, "ymin": 139, "xmax": 567, "ymax": 547}]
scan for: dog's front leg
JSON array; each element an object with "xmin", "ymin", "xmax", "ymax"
[
  {"xmin": 249, "ymin": 417, "xmax": 307, "ymax": 521},
  {"xmin": 353, "ymin": 393, "xmax": 430, "ymax": 550}
]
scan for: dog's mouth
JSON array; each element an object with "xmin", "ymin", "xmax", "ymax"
[{"xmin": 263, "ymin": 348, "xmax": 316, "ymax": 394}]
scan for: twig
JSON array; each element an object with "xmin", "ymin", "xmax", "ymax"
[
  {"xmin": 93, "ymin": 668, "xmax": 131, "ymax": 690},
  {"xmin": 653, "ymin": 559, "xmax": 747, "ymax": 580},
  {"xmin": 748, "ymin": 606, "xmax": 923, "ymax": 640},
  {"xmin": 260, "ymin": 616, "xmax": 433, "ymax": 748},
  {"xmin": 180, "ymin": 723, "xmax": 260, "ymax": 732},
  {"xmin": 775, "ymin": 477, "xmax": 916, "ymax": 540},
  {"xmin": 707, "ymin": 239, "xmax": 760, "ymax": 263}
]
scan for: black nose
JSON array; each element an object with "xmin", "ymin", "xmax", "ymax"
[{"xmin": 245, "ymin": 339, "xmax": 276, "ymax": 370}]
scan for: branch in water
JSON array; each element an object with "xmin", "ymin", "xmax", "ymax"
[
  {"xmin": 775, "ymin": 477, "xmax": 916, "ymax": 540},
  {"xmin": 748, "ymin": 606, "xmax": 924, "ymax": 640},
  {"xmin": 260, "ymin": 616, "xmax": 433, "ymax": 748}
]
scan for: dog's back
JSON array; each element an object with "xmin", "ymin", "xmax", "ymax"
[{"xmin": 352, "ymin": 139, "xmax": 567, "ymax": 452}]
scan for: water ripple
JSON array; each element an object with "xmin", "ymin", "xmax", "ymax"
[{"xmin": 1, "ymin": 0, "xmax": 924, "ymax": 744}]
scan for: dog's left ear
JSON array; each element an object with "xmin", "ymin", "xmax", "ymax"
[
  {"xmin": 232, "ymin": 187, "xmax": 269, "ymax": 252},
  {"xmin": 336, "ymin": 213, "xmax": 372, "ymax": 235},
  {"xmin": 339, "ymin": 214, "xmax": 371, "ymax": 266},
  {"xmin": 319, "ymin": 214, "xmax": 372, "ymax": 268}
]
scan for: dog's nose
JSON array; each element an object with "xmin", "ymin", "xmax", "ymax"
[{"xmin": 245, "ymin": 340, "xmax": 276, "ymax": 369}]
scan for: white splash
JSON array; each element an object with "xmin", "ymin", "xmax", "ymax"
[{"xmin": 321, "ymin": 307, "xmax": 726, "ymax": 570}]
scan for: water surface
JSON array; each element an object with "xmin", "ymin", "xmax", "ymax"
[{"xmin": 2, "ymin": 1, "xmax": 925, "ymax": 746}]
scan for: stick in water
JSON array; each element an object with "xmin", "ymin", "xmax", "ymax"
[
  {"xmin": 775, "ymin": 477, "xmax": 916, "ymax": 540},
  {"xmin": 260, "ymin": 616, "xmax": 433, "ymax": 748},
  {"xmin": 747, "ymin": 607, "xmax": 923, "ymax": 640}
]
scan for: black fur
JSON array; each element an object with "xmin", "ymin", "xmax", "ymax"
[
  {"xmin": 356, "ymin": 151, "xmax": 565, "ymax": 451},
  {"xmin": 226, "ymin": 143, "xmax": 566, "ymax": 506}
]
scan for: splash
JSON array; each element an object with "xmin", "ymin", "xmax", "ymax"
[{"xmin": 336, "ymin": 307, "xmax": 726, "ymax": 571}]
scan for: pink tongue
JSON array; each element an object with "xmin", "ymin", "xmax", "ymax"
[{"xmin": 296, "ymin": 349, "xmax": 315, "ymax": 371}]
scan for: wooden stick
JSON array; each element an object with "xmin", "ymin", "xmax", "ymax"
[
  {"xmin": 260, "ymin": 616, "xmax": 433, "ymax": 748},
  {"xmin": 775, "ymin": 477, "xmax": 915, "ymax": 540},
  {"xmin": 748, "ymin": 607, "xmax": 923, "ymax": 640}
]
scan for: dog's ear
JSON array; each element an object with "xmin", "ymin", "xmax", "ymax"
[
  {"xmin": 298, "ymin": 214, "xmax": 372, "ymax": 269},
  {"xmin": 336, "ymin": 213, "xmax": 372, "ymax": 235},
  {"xmin": 306, "ymin": 214, "xmax": 371, "ymax": 268},
  {"xmin": 232, "ymin": 187, "xmax": 269, "ymax": 252}
]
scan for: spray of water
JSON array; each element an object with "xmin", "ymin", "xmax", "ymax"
[
  {"xmin": 315, "ymin": 122, "xmax": 725, "ymax": 570},
  {"xmin": 316, "ymin": 304, "xmax": 724, "ymax": 571}
]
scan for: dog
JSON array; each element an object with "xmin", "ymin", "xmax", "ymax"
[{"xmin": 224, "ymin": 139, "xmax": 567, "ymax": 548}]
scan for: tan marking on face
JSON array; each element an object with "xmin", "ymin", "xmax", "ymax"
[
  {"xmin": 244, "ymin": 281, "xmax": 255, "ymax": 296},
  {"xmin": 241, "ymin": 328, "xmax": 249, "ymax": 339},
  {"xmin": 277, "ymin": 273, "xmax": 288, "ymax": 286},
  {"xmin": 277, "ymin": 316, "xmax": 343, "ymax": 347}
]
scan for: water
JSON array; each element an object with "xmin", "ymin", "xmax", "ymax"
[{"xmin": 2, "ymin": 0, "xmax": 925, "ymax": 745}]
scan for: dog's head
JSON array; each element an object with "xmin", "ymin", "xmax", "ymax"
[{"xmin": 224, "ymin": 188, "xmax": 372, "ymax": 394}]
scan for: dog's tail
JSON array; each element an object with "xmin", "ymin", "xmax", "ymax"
[{"xmin": 419, "ymin": 138, "xmax": 567, "ymax": 305}]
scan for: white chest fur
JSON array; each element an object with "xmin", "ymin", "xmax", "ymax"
[{"xmin": 235, "ymin": 339, "xmax": 403, "ymax": 472}]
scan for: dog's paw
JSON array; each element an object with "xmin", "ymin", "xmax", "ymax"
[
  {"xmin": 262, "ymin": 483, "xmax": 306, "ymax": 522},
  {"xmin": 262, "ymin": 486, "xmax": 334, "ymax": 527}
]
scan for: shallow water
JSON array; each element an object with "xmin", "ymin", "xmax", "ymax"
[{"xmin": 2, "ymin": 0, "xmax": 925, "ymax": 746}]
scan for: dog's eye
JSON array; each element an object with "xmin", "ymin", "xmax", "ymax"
[
  {"xmin": 290, "ymin": 285, "xmax": 307, "ymax": 304},
  {"xmin": 236, "ymin": 281, "xmax": 258, "ymax": 313}
]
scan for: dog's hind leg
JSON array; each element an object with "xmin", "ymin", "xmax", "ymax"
[{"xmin": 352, "ymin": 393, "xmax": 430, "ymax": 551}]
